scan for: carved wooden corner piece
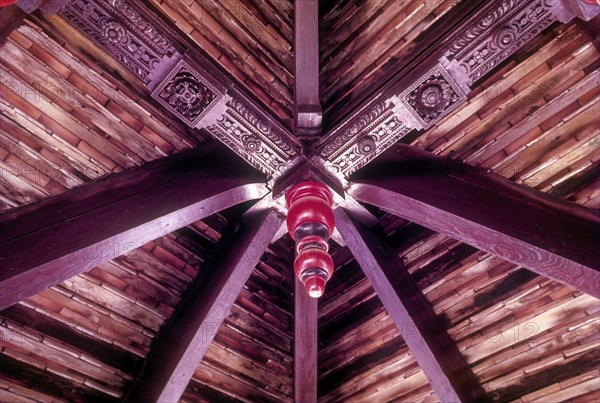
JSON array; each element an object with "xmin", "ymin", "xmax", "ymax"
[
  {"xmin": 151, "ymin": 58, "xmax": 224, "ymax": 127},
  {"xmin": 397, "ymin": 64, "xmax": 467, "ymax": 130}
]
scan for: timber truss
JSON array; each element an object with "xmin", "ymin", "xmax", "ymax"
[{"xmin": 1, "ymin": 0, "xmax": 599, "ymax": 402}]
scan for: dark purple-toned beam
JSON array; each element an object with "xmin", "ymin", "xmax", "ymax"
[
  {"xmin": 334, "ymin": 208, "xmax": 485, "ymax": 402},
  {"xmin": 294, "ymin": 277, "xmax": 318, "ymax": 403},
  {"xmin": 0, "ymin": 144, "xmax": 268, "ymax": 310},
  {"xmin": 0, "ymin": 5, "xmax": 25, "ymax": 45},
  {"xmin": 125, "ymin": 208, "xmax": 284, "ymax": 402},
  {"xmin": 349, "ymin": 144, "xmax": 600, "ymax": 298},
  {"xmin": 294, "ymin": 0, "xmax": 321, "ymax": 139}
]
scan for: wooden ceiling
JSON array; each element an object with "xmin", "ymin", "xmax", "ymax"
[{"xmin": 1, "ymin": 0, "xmax": 599, "ymax": 402}]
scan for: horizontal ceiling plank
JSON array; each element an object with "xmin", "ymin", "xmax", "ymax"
[
  {"xmin": 0, "ymin": 144, "xmax": 268, "ymax": 310},
  {"xmin": 334, "ymin": 208, "xmax": 485, "ymax": 402},
  {"xmin": 348, "ymin": 144, "xmax": 600, "ymax": 297},
  {"xmin": 125, "ymin": 208, "xmax": 284, "ymax": 402}
]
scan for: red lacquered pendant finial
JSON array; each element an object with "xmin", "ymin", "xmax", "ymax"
[{"xmin": 286, "ymin": 181, "xmax": 335, "ymax": 298}]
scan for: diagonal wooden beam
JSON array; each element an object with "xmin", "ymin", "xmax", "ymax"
[
  {"xmin": 125, "ymin": 208, "xmax": 284, "ymax": 402},
  {"xmin": 0, "ymin": 143, "xmax": 269, "ymax": 310},
  {"xmin": 0, "ymin": 5, "xmax": 25, "ymax": 45},
  {"xmin": 334, "ymin": 208, "xmax": 485, "ymax": 402},
  {"xmin": 294, "ymin": 277, "xmax": 318, "ymax": 403},
  {"xmin": 294, "ymin": 0, "xmax": 322, "ymax": 140},
  {"xmin": 348, "ymin": 144, "xmax": 600, "ymax": 297}
]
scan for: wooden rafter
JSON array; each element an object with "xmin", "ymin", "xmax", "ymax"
[
  {"xmin": 0, "ymin": 144, "xmax": 268, "ymax": 310},
  {"xmin": 125, "ymin": 208, "xmax": 284, "ymax": 402},
  {"xmin": 0, "ymin": 5, "xmax": 25, "ymax": 45},
  {"xmin": 294, "ymin": 277, "xmax": 318, "ymax": 403},
  {"xmin": 335, "ymin": 208, "xmax": 485, "ymax": 402},
  {"xmin": 348, "ymin": 144, "xmax": 600, "ymax": 297},
  {"xmin": 294, "ymin": 0, "xmax": 322, "ymax": 140}
]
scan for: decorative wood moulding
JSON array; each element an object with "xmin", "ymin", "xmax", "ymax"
[
  {"xmin": 397, "ymin": 63, "xmax": 467, "ymax": 129},
  {"xmin": 204, "ymin": 96, "xmax": 299, "ymax": 177},
  {"xmin": 319, "ymin": 100, "xmax": 413, "ymax": 179},
  {"xmin": 60, "ymin": 0, "xmax": 300, "ymax": 179},
  {"xmin": 317, "ymin": 0, "xmax": 599, "ymax": 181},
  {"xmin": 59, "ymin": 0, "xmax": 598, "ymax": 183},
  {"xmin": 444, "ymin": 0, "xmax": 557, "ymax": 84},
  {"xmin": 61, "ymin": 0, "xmax": 179, "ymax": 85},
  {"xmin": 151, "ymin": 59, "xmax": 224, "ymax": 127}
]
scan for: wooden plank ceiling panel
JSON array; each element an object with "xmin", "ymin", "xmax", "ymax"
[
  {"xmin": 319, "ymin": 0, "xmax": 462, "ymax": 128},
  {"xmin": 318, "ymin": 19, "xmax": 599, "ymax": 402},
  {"xmin": 1, "ymin": 0, "xmax": 599, "ymax": 402},
  {"xmin": 149, "ymin": 0, "xmax": 295, "ymax": 129}
]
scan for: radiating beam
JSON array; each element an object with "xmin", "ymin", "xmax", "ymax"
[
  {"xmin": 125, "ymin": 208, "xmax": 284, "ymax": 402},
  {"xmin": 334, "ymin": 208, "xmax": 485, "ymax": 402},
  {"xmin": 294, "ymin": 0, "xmax": 322, "ymax": 140},
  {"xmin": 0, "ymin": 5, "xmax": 25, "ymax": 45},
  {"xmin": 348, "ymin": 144, "xmax": 600, "ymax": 297},
  {"xmin": 294, "ymin": 277, "xmax": 318, "ymax": 403},
  {"xmin": 0, "ymin": 144, "xmax": 268, "ymax": 310}
]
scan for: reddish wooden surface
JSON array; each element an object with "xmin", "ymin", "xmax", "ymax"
[
  {"xmin": 294, "ymin": 0, "xmax": 321, "ymax": 139},
  {"xmin": 294, "ymin": 277, "xmax": 318, "ymax": 403},
  {"xmin": 349, "ymin": 144, "xmax": 600, "ymax": 297},
  {"xmin": 334, "ymin": 208, "xmax": 485, "ymax": 402},
  {"xmin": 125, "ymin": 209, "xmax": 284, "ymax": 402},
  {"xmin": 0, "ymin": 144, "xmax": 268, "ymax": 310},
  {"xmin": 0, "ymin": 4, "xmax": 24, "ymax": 44}
]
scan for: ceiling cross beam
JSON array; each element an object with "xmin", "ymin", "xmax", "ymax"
[
  {"xmin": 348, "ymin": 144, "xmax": 600, "ymax": 298},
  {"xmin": 294, "ymin": 0, "xmax": 322, "ymax": 141},
  {"xmin": 0, "ymin": 5, "xmax": 25, "ymax": 45},
  {"xmin": 294, "ymin": 278, "xmax": 318, "ymax": 403},
  {"xmin": 0, "ymin": 143, "xmax": 268, "ymax": 310},
  {"xmin": 334, "ymin": 208, "xmax": 486, "ymax": 402},
  {"xmin": 125, "ymin": 208, "xmax": 284, "ymax": 402}
]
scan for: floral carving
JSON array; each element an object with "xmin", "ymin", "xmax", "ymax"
[
  {"xmin": 61, "ymin": 0, "xmax": 178, "ymax": 84},
  {"xmin": 151, "ymin": 61, "xmax": 222, "ymax": 127},
  {"xmin": 400, "ymin": 65, "xmax": 466, "ymax": 129},
  {"xmin": 102, "ymin": 21, "xmax": 127, "ymax": 44},
  {"xmin": 159, "ymin": 72, "xmax": 216, "ymax": 123},
  {"xmin": 357, "ymin": 136, "xmax": 376, "ymax": 156},
  {"xmin": 319, "ymin": 101, "xmax": 388, "ymax": 158},
  {"xmin": 242, "ymin": 134, "xmax": 264, "ymax": 153}
]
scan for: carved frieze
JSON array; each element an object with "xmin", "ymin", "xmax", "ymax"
[
  {"xmin": 319, "ymin": 101, "xmax": 388, "ymax": 159},
  {"xmin": 319, "ymin": 101, "xmax": 414, "ymax": 179},
  {"xmin": 151, "ymin": 60, "xmax": 222, "ymax": 127},
  {"xmin": 61, "ymin": 0, "xmax": 179, "ymax": 84},
  {"xmin": 445, "ymin": 0, "xmax": 556, "ymax": 84},
  {"xmin": 399, "ymin": 64, "xmax": 467, "ymax": 129},
  {"xmin": 205, "ymin": 97, "xmax": 300, "ymax": 178}
]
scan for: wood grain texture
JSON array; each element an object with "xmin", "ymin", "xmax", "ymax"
[
  {"xmin": 294, "ymin": 277, "xmax": 318, "ymax": 403},
  {"xmin": 295, "ymin": 0, "xmax": 322, "ymax": 138},
  {"xmin": 0, "ymin": 6, "xmax": 25, "ymax": 46},
  {"xmin": 0, "ymin": 144, "xmax": 268, "ymax": 310},
  {"xmin": 349, "ymin": 144, "xmax": 600, "ymax": 297},
  {"xmin": 125, "ymin": 208, "xmax": 284, "ymax": 402},
  {"xmin": 334, "ymin": 208, "xmax": 485, "ymax": 402}
]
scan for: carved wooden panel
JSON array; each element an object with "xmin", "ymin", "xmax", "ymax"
[
  {"xmin": 151, "ymin": 60, "xmax": 223, "ymax": 127},
  {"xmin": 61, "ymin": 0, "xmax": 179, "ymax": 85},
  {"xmin": 444, "ymin": 0, "xmax": 557, "ymax": 84},
  {"xmin": 398, "ymin": 64, "xmax": 467, "ymax": 129},
  {"xmin": 316, "ymin": 0, "xmax": 598, "ymax": 180},
  {"xmin": 206, "ymin": 97, "xmax": 299, "ymax": 177}
]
